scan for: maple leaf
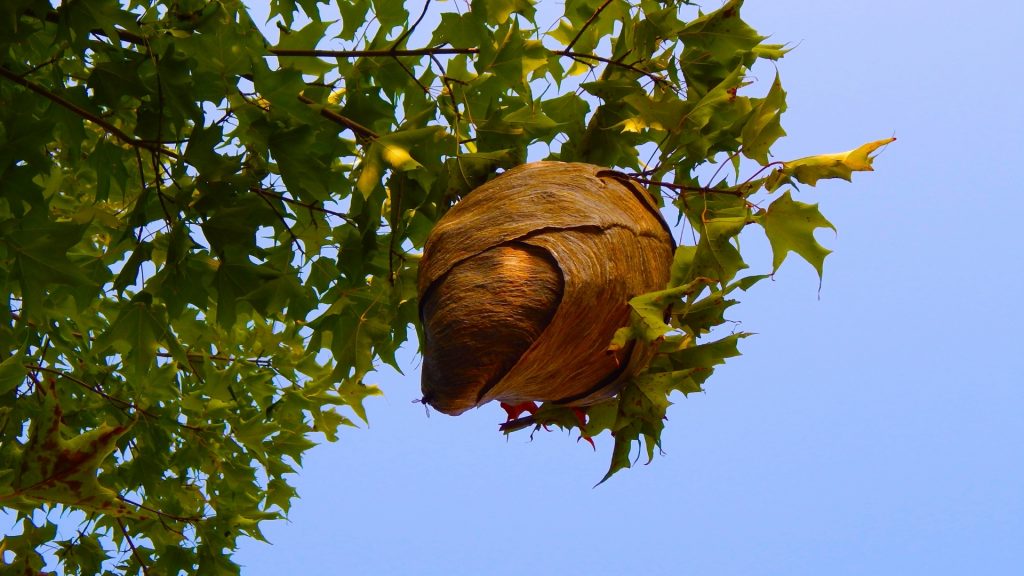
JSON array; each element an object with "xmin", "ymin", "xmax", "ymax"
[
  {"xmin": 1, "ymin": 380, "xmax": 153, "ymax": 521},
  {"xmin": 758, "ymin": 191, "xmax": 837, "ymax": 278}
]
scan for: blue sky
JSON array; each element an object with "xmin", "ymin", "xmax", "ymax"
[{"xmin": 234, "ymin": 1, "xmax": 1024, "ymax": 574}]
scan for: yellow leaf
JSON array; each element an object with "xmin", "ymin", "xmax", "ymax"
[
  {"xmin": 770, "ymin": 137, "xmax": 896, "ymax": 188},
  {"xmin": 382, "ymin": 144, "xmax": 420, "ymax": 171}
]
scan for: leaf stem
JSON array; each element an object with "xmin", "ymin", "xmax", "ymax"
[{"xmin": 741, "ymin": 161, "xmax": 785, "ymax": 186}]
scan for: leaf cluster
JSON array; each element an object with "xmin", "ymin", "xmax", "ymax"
[{"xmin": 0, "ymin": 0, "xmax": 890, "ymax": 572}]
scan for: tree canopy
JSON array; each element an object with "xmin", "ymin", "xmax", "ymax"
[{"xmin": 0, "ymin": 0, "xmax": 890, "ymax": 573}]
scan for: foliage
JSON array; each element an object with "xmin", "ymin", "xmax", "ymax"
[{"xmin": 0, "ymin": 0, "xmax": 890, "ymax": 572}]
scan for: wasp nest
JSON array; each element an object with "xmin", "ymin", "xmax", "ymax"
[{"xmin": 418, "ymin": 161, "xmax": 675, "ymax": 415}]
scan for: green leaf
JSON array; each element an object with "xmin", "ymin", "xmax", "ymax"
[
  {"xmin": 113, "ymin": 241, "xmax": 154, "ymax": 295},
  {"xmin": 356, "ymin": 127, "xmax": 449, "ymax": 198},
  {"xmin": 634, "ymin": 369, "xmax": 703, "ymax": 396},
  {"xmin": 274, "ymin": 20, "xmax": 335, "ymax": 76},
  {"xmin": 611, "ymin": 277, "xmax": 714, "ymax": 348},
  {"xmin": 432, "ymin": 12, "xmax": 487, "ymax": 48},
  {"xmin": 758, "ymin": 191, "xmax": 836, "ymax": 277},
  {"xmin": 662, "ymin": 332, "xmax": 749, "ymax": 373},
  {"xmin": 97, "ymin": 296, "xmax": 181, "ymax": 376},
  {"xmin": 678, "ymin": 0, "xmax": 764, "ymax": 93},
  {"xmin": 1, "ymin": 216, "xmax": 97, "ymax": 319},
  {"xmin": 0, "ymin": 352, "xmax": 26, "ymax": 396},
  {"xmin": 472, "ymin": 0, "xmax": 536, "ymax": 25},
  {"xmin": 213, "ymin": 259, "xmax": 273, "ymax": 328},
  {"xmin": 311, "ymin": 407, "xmax": 353, "ymax": 442},
  {"xmin": 687, "ymin": 194, "xmax": 750, "ymax": 285},
  {"xmin": 337, "ymin": 0, "xmax": 371, "ymax": 39},
  {"xmin": 742, "ymin": 72, "xmax": 787, "ymax": 164},
  {"xmin": 371, "ymin": 0, "xmax": 409, "ymax": 28}
]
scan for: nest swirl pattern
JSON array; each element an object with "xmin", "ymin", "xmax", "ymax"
[{"xmin": 418, "ymin": 162, "xmax": 675, "ymax": 415}]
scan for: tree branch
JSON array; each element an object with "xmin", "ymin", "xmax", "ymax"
[
  {"xmin": 272, "ymin": 47, "xmax": 670, "ymax": 87},
  {"xmin": 255, "ymin": 186, "xmax": 306, "ymax": 257},
  {"xmin": 270, "ymin": 47, "xmax": 478, "ymax": 58},
  {"xmin": 0, "ymin": 65, "xmax": 181, "ymax": 159}
]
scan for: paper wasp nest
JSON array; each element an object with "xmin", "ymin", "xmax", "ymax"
[{"xmin": 418, "ymin": 162, "xmax": 674, "ymax": 415}]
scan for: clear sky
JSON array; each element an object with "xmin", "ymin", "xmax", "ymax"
[{"xmin": 231, "ymin": 1, "xmax": 1024, "ymax": 574}]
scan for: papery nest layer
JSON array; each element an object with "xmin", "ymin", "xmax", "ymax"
[{"xmin": 418, "ymin": 161, "xmax": 675, "ymax": 415}]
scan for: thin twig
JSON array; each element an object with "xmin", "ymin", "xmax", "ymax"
[
  {"xmin": 256, "ymin": 187, "xmax": 306, "ymax": 257},
  {"xmin": 565, "ymin": 0, "xmax": 615, "ymax": 52},
  {"xmin": 252, "ymin": 186, "xmax": 356, "ymax": 224},
  {"xmin": 149, "ymin": 47, "xmax": 175, "ymax": 225},
  {"xmin": 706, "ymin": 149, "xmax": 745, "ymax": 189},
  {"xmin": 131, "ymin": 148, "xmax": 148, "ymax": 242},
  {"xmin": 296, "ymin": 94, "xmax": 378, "ymax": 140},
  {"xmin": 116, "ymin": 518, "xmax": 152, "ymax": 576},
  {"xmin": 392, "ymin": 0, "xmax": 432, "ymax": 50},
  {"xmin": 392, "ymin": 56, "xmax": 432, "ymax": 94},
  {"xmin": 741, "ymin": 161, "xmax": 785, "ymax": 186},
  {"xmin": 118, "ymin": 495, "xmax": 202, "ymax": 524},
  {"xmin": 28, "ymin": 335, "xmax": 52, "ymax": 396},
  {"xmin": 557, "ymin": 50, "xmax": 669, "ymax": 87}
]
